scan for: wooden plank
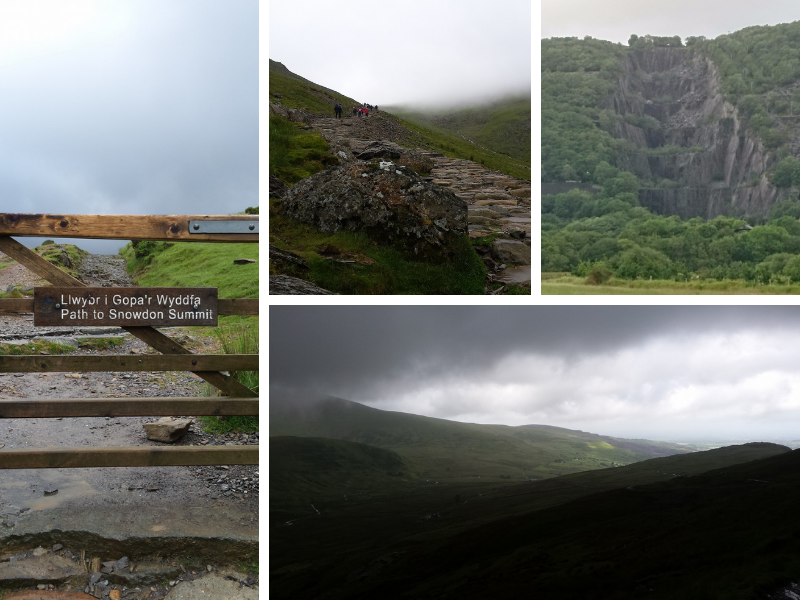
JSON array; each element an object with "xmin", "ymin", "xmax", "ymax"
[
  {"xmin": 0, "ymin": 214, "xmax": 258, "ymax": 242},
  {"xmin": 0, "ymin": 237, "xmax": 258, "ymax": 397},
  {"xmin": 0, "ymin": 445, "xmax": 259, "ymax": 468},
  {"xmin": 218, "ymin": 298, "xmax": 259, "ymax": 316},
  {"xmin": 0, "ymin": 354, "xmax": 258, "ymax": 373},
  {"xmin": 0, "ymin": 297, "xmax": 258, "ymax": 316},
  {"xmin": 0, "ymin": 397, "xmax": 259, "ymax": 418},
  {"xmin": 0, "ymin": 298, "xmax": 32, "ymax": 314},
  {"xmin": 34, "ymin": 287, "xmax": 218, "ymax": 326}
]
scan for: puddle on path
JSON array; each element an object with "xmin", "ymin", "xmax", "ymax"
[
  {"xmin": 497, "ymin": 266, "xmax": 531, "ymax": 283},
  {"xmin": 0, "ymin": 471, "xmax": 100, "ymax": 511}
]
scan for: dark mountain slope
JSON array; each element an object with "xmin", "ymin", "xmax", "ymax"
[
  {"xmin": 352, "ymin": 444, "xmax": 800, "ymax": 599},
  {"xmin": 269, "ymin": 393, "xmax": 687, "ymax": 479}
]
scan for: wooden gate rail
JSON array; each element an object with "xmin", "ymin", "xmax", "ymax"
[
  {"xmin": 0, "ymin": 354, "xmax": 257, "ymax": 373},
  {"xmin": 0, "ymin": 446, "xmax": 258, "ymax": 469},
  {"xmin": 0, "ymin": 214, "xmax": 259, "ymax": 243},
  {"xmin": 0, "ymin": 397, "xmax": 259, "ymax": 418}
]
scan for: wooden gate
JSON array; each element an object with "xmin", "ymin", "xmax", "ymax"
[{"xmin": 0, "ymin": 213, "xmax": 258, "ymax": 468}]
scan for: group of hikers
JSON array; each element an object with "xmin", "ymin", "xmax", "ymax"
[{"xmin": 333, "ymin": 102, "xmax": 378, "ymax": 118}]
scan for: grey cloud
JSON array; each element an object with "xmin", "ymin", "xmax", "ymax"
[{"xmin": 0, "ymin": 0, "xmax": 257, "ymax": 239}]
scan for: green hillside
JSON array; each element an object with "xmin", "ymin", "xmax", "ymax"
[
  {"xmin": 270, "ymin": 440, "xmax": 789, "ymax": 599},
  {"xmin": 269, "ymin": 395, "xmax": 686, "ymax": 480},
  {"xmin": 269, "ymin": 59, "xmax": 359, "ymax": 114},
  {"xmin": 388, "ymin": 95, "xmax": 532, "ymax": 164}
]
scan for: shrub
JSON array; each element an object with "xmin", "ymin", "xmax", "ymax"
[{"xmin": 586, "ymin": 264, "xmax": 613, "ymax": 285}]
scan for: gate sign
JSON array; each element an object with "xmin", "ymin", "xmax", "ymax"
[{"xmin": 33, "ymin": 287, "xmax": 218, "ymax": 327}]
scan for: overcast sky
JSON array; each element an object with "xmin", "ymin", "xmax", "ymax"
[
  {"xmin": 542, "ymin": 0, "xmax": 800, "ymax": 45},
  {"xmin": 270, "ymin": 306, "xmax": 800, "ymax": 443},
  {"xmin": 269, "ymin": 0, "xmax": 531, "ymax": 109},
  {"xmin": 0, "ymin": 0, "xmax": 257, "ymax": 253}
]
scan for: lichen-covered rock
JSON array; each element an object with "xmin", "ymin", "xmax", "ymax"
[
  {"xmin": 282, "ymin": 161, "xmax": 468, "ymax": 254},
  {"xmin": 269, "ymin": 275, "xmax": 335, "ymax": 295},
  {"xmin": 356, "ymin": 140, "xmax": 404, "ymax": 160},
  {"xmin": 397, "ymin": 150, "xmax": 435, "ymax": 175},
  {"xmin": 269, "ymin": 175, "xmax": 288, "ymax": 199},
  {"xmin": 491, "ymin": 239, "xmax": 531, "ymax": 265}
]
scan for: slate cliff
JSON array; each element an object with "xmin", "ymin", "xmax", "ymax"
[{"xmin": 607, "ymin": 48, "xmax": 786, "ymax": 218}]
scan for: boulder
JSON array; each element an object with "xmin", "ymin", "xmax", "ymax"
[
  {"xmin": 356, "ymin": 140, "xmax": 403, "ymax": 160},
  {"xmin": 144, "ymin": 417, "xmax": 192, "ymax": 443},
  {"xmin": 269, "ymin": 175, "xmax": 288, "ymax": 199},
  {"xmin": 282, "ymin": 161, "xmax": 468, "ymax": 255},
  {"xmin": 397, "ymin": 150, "xmax": 435, "ymax": 175},
  {"xmin": 491, "ymin": 239, "xmax": 531, "ymax": 265},
  {"xmin": 269, "ymin": 275, "xmax": 335, "ymax": 295}
]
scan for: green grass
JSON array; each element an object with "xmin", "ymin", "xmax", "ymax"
[
  {"xmin": 200, "ymin": 322, "xmax": 258, "ymax": 433},
  {"xmin": 270, "ymin": 198, "xmax": 486, "ymax": 295},
  {"xmin": 0, "ymin": 341, "xmax": 77, "ymax": 356},
  {"xmin": 120, "ymin": 242, "xmax": 258, "ymax": 299},
  {"xmin": 269, "ymin": 115, "xmax": 338, "ymax": 184},
  {"xmin": 541, "ymin": 273, "xmax": 800, "ymax": 295}
]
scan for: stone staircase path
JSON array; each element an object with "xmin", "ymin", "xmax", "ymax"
[{"xmin": 309, "ymin": 114, "xmax": 532, "ymax": 285}]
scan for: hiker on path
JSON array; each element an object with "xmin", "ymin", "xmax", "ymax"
[
  {"xmin": 334, "ymin": 103, "xmax": 342, "ymax": 118},
  {"xmin": 352, "ymin": 107, "xmax": 356, "ymax": 116},
  {"xmin": 365, "ymin": 107, "xmax": 369, "ymax": 117},
  {"xmin": 358, "ymin": 107, "xmax": 362, "ymax": 117}
]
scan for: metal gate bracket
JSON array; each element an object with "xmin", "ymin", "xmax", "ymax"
[{"xmin": 189, "ymin": 220, "xmax": 258, "ymax": 234}]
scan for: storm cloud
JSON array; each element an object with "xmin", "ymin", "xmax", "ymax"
[
  {"xmin": 270, "ymin": 306, "xmax": 800, "ymax": 442},
  {"xmin": 0, "ymin": 0, "xmax": 257, "ymax": 253}
]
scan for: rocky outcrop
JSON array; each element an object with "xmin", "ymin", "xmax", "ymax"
[
  {"xmin": 356, "ymin": 140, "xmax": 404, "ymax": 160},
  {"xmin": 269, "ymin": 275, "xmax": 335, "ymax": 295},
  {"xmin": 281, "ymin": 161, "xmax": 468, "ymax": 254},
  {"xmin": 607, "ymin": 47, "xmax": 786, "ymax": 217}
]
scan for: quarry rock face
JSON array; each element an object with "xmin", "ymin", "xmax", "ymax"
[
  {"xmin": 606, "ymin": 47, "xmax": 785, "ymax": 218},
  {"xmin": 281, "ymin": 161, "xmax": 468, "ymax": 254}
]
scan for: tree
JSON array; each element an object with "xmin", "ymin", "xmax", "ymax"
[{"xmin": 628, "ymin": 34, "xmax": 639, "ymax": 47}]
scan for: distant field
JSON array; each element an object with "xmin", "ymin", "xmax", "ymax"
[{"xmin": 541, "ymin": 273, "xmax": 800, "ymax": 295}]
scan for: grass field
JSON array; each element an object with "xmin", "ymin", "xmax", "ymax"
[{"xmin": 541, "ymin": 273, "xmax": 800, "ymax": 295}]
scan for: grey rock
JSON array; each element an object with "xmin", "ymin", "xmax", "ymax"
[
  {"xmin": 233, "ymin": 259, "xmax": 257, "ymax": 265},
  {"xmin": 32, "ymin": 547, "xmax": 48, "ymax": 556},
  {"xmin": 144, "ymin": 417, "xmax": 192, "ymax": 443},
  {"xmin": 0, "ymin": 555, "xmax": 86, "ymax": 587},
  {"xmin": 52, "ymin": 544, "xmax": 63, "ymax": 552},
  {"xmin": 282, "ymin": 162, "xmax": 468, "ymax": 255},
  {"xmin": 356, "ymin": 140, "xmax": 403, "ymax": 160},
  {"xmin": 90, "ymin": 572, "xmax": 103, "ymax": 585},
  {"xmin": 269, "ymin": 275, "xmax": 335, "ymax": 295},
  {"xmin": 268, "ymin": 244, "xmax": 308, "ymax": 271},
  {"xmin": 491, "ymin": 240, "xmax": 531, "ymax": 265},
  {"xmin": 507, "ymin": 227, "xmax": 527, "ymax": 239},
  {"xmin": 164, "ymin": 573, "xmax": 258, "ymax": 600}
]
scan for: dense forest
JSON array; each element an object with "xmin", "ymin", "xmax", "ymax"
[{"xmin": 542, "ymin": 21, "xmax": 800, "ymax": 283}]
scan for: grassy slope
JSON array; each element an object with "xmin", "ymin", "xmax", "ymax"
[
  {"xmin": 270, "ymin": 442, "xmax": 789, "ymax": 599},
  {"xmin": 362, "ymin": 445, "xmax": 800, "ymax": 600},
  {"xmin": 387, "ymin": 95, "xmax": 532, "ymax": 163},
  {"xmin": 269, "ymin": 395, "xmax": 687, "ymax": 480},
  {"xmin": 120, "ymin": 242, "xmax": 258, "ymax": 299},
  {"xmin": 269, "ymin": 60, "xmax": 360, "ymax": 113}
]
